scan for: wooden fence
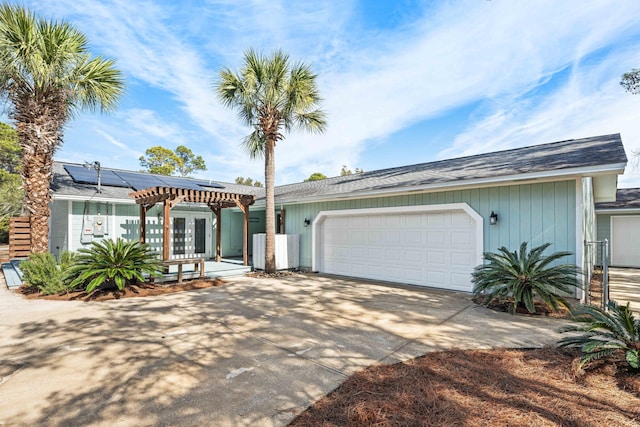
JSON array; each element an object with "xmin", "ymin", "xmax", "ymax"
[{"xmin": 9, "ymin": 216, "xmax": 31, "ymax": 258}]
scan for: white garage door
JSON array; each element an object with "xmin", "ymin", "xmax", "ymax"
[
  {"xmin": 315, "ymin": 205, "xmax": 482, "ymax": 292},
  {"xmin": 611, "ymin": 216, "xmax": 640, "ymax": 268}
]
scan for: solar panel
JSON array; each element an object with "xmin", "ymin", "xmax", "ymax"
[
  {"xmin": 193, "ymin": 178, "xmax": 225, "ymax": 189},
  {"xmin": 112, "ymin": 171, "xmax": 163, "ymax": 191},
  {"xmin": 64, "ymin": 164, "xmax": 98, "ymax": 184},
  {"xmin": 65, "ymin": 163, "xmax": 226, "ymax": 192},
  {"xmin": 97, "ymin": 170, "xmax": 129, "ymax": 187},
  {"xmin": 157, "ymin": 175, "xmax": 208, "ymax": 191},
  {"xmin": 64, "ymin": 164, "xmax": 130, "ymax": 188}
]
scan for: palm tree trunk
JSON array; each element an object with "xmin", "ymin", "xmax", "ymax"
[
  {"xmin": 264, "ymin": 138, "xmax": 276, "ymax": 273},
  {"xmin": 21, "ymin": 149, "xmax": 52, "ymax": 253},
  {"xmin": 15, "ymin": 105, "xmax": 63, "ymax": 254}
]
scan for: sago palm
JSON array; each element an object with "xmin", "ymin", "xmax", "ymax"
[
  {"xmin": 216, "ymin": 49, "xmax": 326, "ymax": 273},
  {"xmin": 472, "ymin": 242, "xmax": 580, "ymax": 314},
  {"xmin": 66, "ymin": 239, "xmax": 162, "ymax": 293},
  {"xmin": 558, "ymin": 301, "xmax": 640, "ymax": 370},
  {"xmin": 0, "ymin": 5, "xmax": 124, "ymax": 252}
]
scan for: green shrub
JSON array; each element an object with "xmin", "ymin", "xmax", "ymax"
[
  {"xmin": 558, "ymin": 301, "xmax": 640, "ymax": 370},
  {"xmin": 58, "ymin": 250, "xmax": 75, "ymax": 270},
  {"xmin": 20, "ymin": 252, "xmax": 75, "ymax": 295},
  {"xmin": 66, "ymin": 238, "xmax": 162, "ymax": 293},
  {"xmin": 471, "ymin": 242, "xmax": 580, "ymax": 314}
]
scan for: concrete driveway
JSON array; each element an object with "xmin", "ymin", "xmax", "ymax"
[{"xmin": 0, "ymin": 274, "xmax": 570, "ymax": 427}]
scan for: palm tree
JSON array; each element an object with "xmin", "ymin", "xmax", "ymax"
[
  {"xmin": 217, "ymin": 49, "xmax": 326, "ymax": 273},
  {"xmin": 0, "ymin": 5, "xmax": 124, "ymax": 253}
]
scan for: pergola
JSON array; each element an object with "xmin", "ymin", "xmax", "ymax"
[{"xmin": 129, "ymin": 186, "xmax": 256, "ymax": 265}]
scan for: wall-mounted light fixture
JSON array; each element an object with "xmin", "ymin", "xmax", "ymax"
[
  {"xmin": 489, "ymin": 210, "xmax": 498, "ymax": 225},
  {"xmin": 304, "ymin": 218, "xmax": 311, "ymax": 227}
]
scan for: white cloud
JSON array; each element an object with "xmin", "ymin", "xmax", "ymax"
[{"xmin": 33, "ymin": 0, "xmax": 640, "ymax": 187}]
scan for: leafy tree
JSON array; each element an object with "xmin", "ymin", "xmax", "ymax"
[
  {"xmin": 175, "ymin": 145, "xmax": 206, "ymax": 177},
  {"xmin": 558, "ymin": 301, "xmax": 640, "ymax": 370},
  {"xmin": 139, "ymin": 145, "xmax": 206, "ymax": 177},
  {"xmin": 66, "ymin": 238, "xmax": 162, "ymax": 293},
  {"xmin": 0, "ymin": 122, "xmax": 20, "ymax": 174},
  {"xmin": 217, "ymin": 49, "xmax": 326, "ymax": 272},
  {"xmin": 0, "ymin": 5, "xmax": 124, "ymax": 253},
  {"xmin": 235, "ymin": 176, "xmax": 263, "ymax": 187},
  {"xmin": 340, "ymin": 165, "xmax": 364, "ymax": 176},
  {"xmin": 0, "ymin": 123, "xmax": 22, "ymax": 243},
  {"xmin": 471, "ymin": 242, "xmax": 580, "ymax": 314},
  {"xmin": 139, "ymin": 146, "xmax": 178, "ymax": 175},
  {"xmin": 621, "ymin": 68, "xmax": 640, "ymax": 94},
  {"xmin": 305, "ymin": 172, "xmax": 327, "ymax": 182}
]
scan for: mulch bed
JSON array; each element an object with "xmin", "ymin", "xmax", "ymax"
[
  {"xmin": 245, "ymin": 270, "xmax": 298, "ymax": 278},
  {"xmin": 472, "ymin": 294, "xmax": 572, "ymax": 318},
  {"xmin": 290, "ymin": 347, "xmax": 640, "ymax": 426},
  {"xmin": 16, "ymin": 278, "xmax": 225, "ymax": 301}
]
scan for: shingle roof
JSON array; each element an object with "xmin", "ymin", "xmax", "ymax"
[
  {"xmin": 273, "ymin": 133, "xmax": 627, "ymax": 202},
  {"xmin": 595, "ymin": 188, "xmax": 640, "ymax": 210},
  {"xmin": 52, "ymin": 133, "xmax": 627, "ymax": 204}
]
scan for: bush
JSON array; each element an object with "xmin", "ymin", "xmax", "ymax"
[
  {"xmin": 558, "ymin": 301, "xmax": 640, "ymax": 370},
  {"xmin": 20, "ymin": 252, "xmax": 76, "ymax": 295},
  {"xmin": 66, "ymin": 238, "xmax": 162, "ymax": 293},
  {"xmin": 471, "ymin": 242, "xmax": 580, "ymax": 314}
]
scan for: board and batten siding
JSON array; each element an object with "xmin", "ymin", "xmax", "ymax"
[
  {"xmin": 49, "ymin": 200, "xmax": 214, "ymax": 255},
  {"xmin": 214, "ymin": 209, "xmax": 266, "ymax": 257},
  {"xmin": 283, "ymin": 180, "xmax": 577, "ymax": 270},
  {"xmin": 48, "ymin": 199, "xmax": 69, "ymax": 257}
]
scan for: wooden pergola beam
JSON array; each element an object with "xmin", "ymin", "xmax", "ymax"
[{"xmin": 129, "ymin": 186, "xmax": 255, "ymax": 264}]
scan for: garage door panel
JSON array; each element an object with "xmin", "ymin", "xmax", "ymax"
[
  {"xmin": 319, "ymin": 207, "xmax": 478, "ymax": 292},
  {"xmin": 405, "ymin": 232, "xmax": 422, "ymax": 245},
  {"xmin": 427, "ymin": 231, "xmax": 445, "ymax": 244},
  {"xmin": 427, "ymin": 212, "xmax": 445, "ymax": 225},
  {"xmin": 611, "ymin": 216, "xmax": 640, "ymax": 268},
  {"xmin": 406, "ymin": 250, "xmax": 422, "ymax": 263},
  {"xmin": 427, "ymin": 250, "xmax": 446, "ymax": 265},
  {"xmin": 451, "ymin": 251, "xmax": 473, "ymax": 265},
  {"xmin": 451, "ymin": 231, "xmax": 472, "ymax": 245}
]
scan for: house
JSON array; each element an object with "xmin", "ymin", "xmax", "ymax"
[
  {"xmin": 49, "ymin": 133, "xmax": 628, "ymax": 297},
  {"xmin": 595, "ymin": 188, "xmax": 640, "ymax": 268}
]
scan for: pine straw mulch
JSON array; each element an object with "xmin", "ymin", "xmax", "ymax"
[
  {"xmin": 471, "ymin": 294, "xmax": 572, "ymax": 318},
  {"xmin": 16, "ymin": 278, "xmax": 225, "ymax": 301},
  {"xmin": 290, "ymin": 346, "xmax": 640, "ymax": 427}
]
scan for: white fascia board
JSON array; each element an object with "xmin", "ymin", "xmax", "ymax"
[
  {"xmin": 276, "ymin": 163, "xmax": 626, "ymax": 206},
  {"xmin": 595, "ymin": 208, "xmax": 640, "ymax": 214},
  {"xmin": 52, "ymin": 194, "xmax": 135, "ymax": 204}
]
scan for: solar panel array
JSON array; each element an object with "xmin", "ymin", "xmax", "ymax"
[{"xmin": 63, "ymin": 164, "xmax": 225, "ymax": 191}]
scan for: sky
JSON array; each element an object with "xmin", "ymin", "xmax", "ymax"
[{"xmin": 18, "ymin": 0, "xmax": 640, "ymax": 187}]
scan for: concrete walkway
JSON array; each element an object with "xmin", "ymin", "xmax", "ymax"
[{"xmin": 0, "ymin": 274, "xmax": 571, "ymax": 427}]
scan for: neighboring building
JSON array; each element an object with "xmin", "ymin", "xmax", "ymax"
[
  {"xmin": 595, "ymin": 188, "xmax": 640, "ymax": 268},
  {"xmin": 50, "ymin": 133, "xmax": 627, "ymax": 295}
]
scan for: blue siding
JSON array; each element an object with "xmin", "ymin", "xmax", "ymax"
[{"xmin": 284, "ymin": 180, "xmax": 577, "ymax": 269}]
